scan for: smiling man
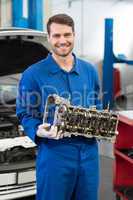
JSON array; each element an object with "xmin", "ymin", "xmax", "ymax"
[
  {"xmin": 47, "ymin": 15, "xmax": 75, "ymax": 72},
  {"xmin": 16, "ymin": 14, "xmax": 102, "ymax": 200}
]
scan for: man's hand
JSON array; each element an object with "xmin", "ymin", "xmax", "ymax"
[{"xmin": 36, "ymin": 123, "xmax": 62, "ymax": 140}]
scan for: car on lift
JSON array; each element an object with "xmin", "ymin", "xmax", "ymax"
[{"xmin": 0, "ymin": 28, "xmax": 49, "ymax": 199}]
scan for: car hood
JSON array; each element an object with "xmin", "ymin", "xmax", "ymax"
[{"xmin": 0, "ymin": 28, "xmax": 49, "ymax": 76}]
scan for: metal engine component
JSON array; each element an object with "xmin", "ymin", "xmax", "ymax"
[
  {"xmin": 43, "ymin": 94, "xmax": 119, "ymax": 141},
  {"xmin": 0, "ymin": 109, "xmax": 36, "ymax": 164},
  {"xmin": 0, "ymin": 137, "xmax": 36, "ymax": 164},
  {"xmin": 0, "ymin": 106, "xmax": 25, "ymax": 139}
]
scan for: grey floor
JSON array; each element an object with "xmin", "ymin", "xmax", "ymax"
[{"xmin": 99, "ymin": 156, "xmax": 115, "ymax": 200}]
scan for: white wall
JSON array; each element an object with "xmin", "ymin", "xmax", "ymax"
[
  {"xmin": 0, "ymin": 0, "xmax": 12, "ymax": 27},
  {"xmin": 50, "ymin": 0, "xmax": 133, "ymax": 62}
]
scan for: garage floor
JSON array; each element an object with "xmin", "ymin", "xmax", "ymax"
[{"xmin": 100, "ymin": 156, "xmax": 115, "ymax": 200}]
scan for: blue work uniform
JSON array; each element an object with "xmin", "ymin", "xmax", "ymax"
[{"xmin": 16, "ymin": 53, "xmax": 102, "ymax": 200}]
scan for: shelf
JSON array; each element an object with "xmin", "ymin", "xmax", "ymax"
[
  {"xmin": 114, "ymin": 111, "xmax": 133, "ymax": 195},
  {"xmin": 118, "ymin": 111, "xmax": 133, "ymax": 126},
  {"xmin": 115, "ymin": 149, "xmax": 133, "ymax": 165},
  {"xmin": 114, "ymin": 187, "xmax": 133, "ymax": 200},
  {"xmin": 115, "ymin": 112, "xmax": 133, "ymax": 149},
  {"xmin": 115, "ymin": 190, "xmax": 128, "ymax": 200}
]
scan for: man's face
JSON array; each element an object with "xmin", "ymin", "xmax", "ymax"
[{"xmin": 48, "ymin": 23, "xmax": 75, "ymax": 57}]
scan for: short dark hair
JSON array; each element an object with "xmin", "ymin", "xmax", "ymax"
[{"xmin": 47, "ymin": 13, "xmax": 75, "ymax": 35}]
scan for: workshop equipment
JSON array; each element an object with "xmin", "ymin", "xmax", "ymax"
[{"xmin": 114, "ymin": 111, "xmax": 133, "ymax": 200}]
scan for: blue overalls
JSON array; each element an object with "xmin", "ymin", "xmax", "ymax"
[{"xmin": 16, "ymin": 53, "xmax": 102, "ymax": 200}]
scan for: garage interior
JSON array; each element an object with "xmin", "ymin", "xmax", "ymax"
[{"xmin": 0, "ymin": 0, "xmax": 133, "ymax": 200}]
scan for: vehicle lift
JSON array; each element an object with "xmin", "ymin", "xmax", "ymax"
[
  {"xmin": 103, "ymin": 18, "xmax": 133, "ymax": 200},
  {"xmin": 12, "ymin": 0, "xmax": 43, "ymax": 31}
]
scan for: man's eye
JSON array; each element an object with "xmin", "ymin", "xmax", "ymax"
[
  {"xmin": 53, "ymin": 34, "xmax": 60, "ymax": 38},
  {"xmin": 64, "ymin": 33, "xmax": 72, "ymax": 37}
]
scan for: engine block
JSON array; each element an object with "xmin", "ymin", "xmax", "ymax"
[{"xmin": 43, "ymin": 94, "xmax": 119, "ymax": 141}]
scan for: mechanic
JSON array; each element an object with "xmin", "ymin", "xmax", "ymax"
[{"xmin": 16, "ymin": 13, "xmax": 102, "ymax": 200}]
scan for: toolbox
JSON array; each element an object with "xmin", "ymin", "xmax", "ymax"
[{"xmin": 114, "ymin": 111, "xmax": 133, "ymax": 200}]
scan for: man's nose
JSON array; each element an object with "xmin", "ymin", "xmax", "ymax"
[{"xmin": 59, "ymin": 36, "xmax": 66, "ymax": 43}]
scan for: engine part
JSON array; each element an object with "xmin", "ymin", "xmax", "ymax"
[
  {"xmin": 0, "ymin": 137, "xmax": 36, "ymax": 164},
  {"xmin": 43, "ymin": 94, "xmax": 119, "ymax": 141}
]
